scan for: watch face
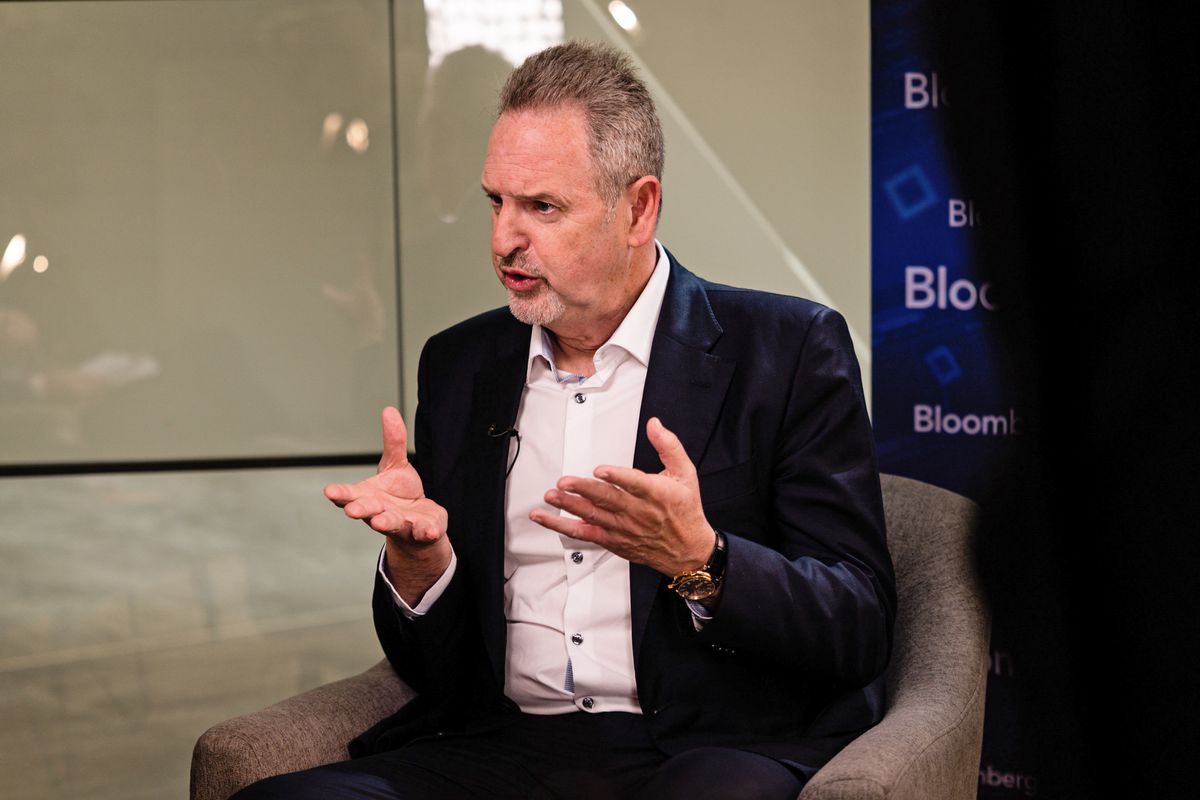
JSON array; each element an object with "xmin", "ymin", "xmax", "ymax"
[{"xmin": 673, "ymin": 573, "xmax": 717, "ymax": 601}]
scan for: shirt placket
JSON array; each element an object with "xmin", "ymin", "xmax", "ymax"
[{"xmin": 558, "ymin": 365, "xmax": 610, "ymax": 711}]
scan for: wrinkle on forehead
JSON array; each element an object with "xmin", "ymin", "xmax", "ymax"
[{"xmin": 482, "ymin": 106, "xmax": 600, "ymax": 204}]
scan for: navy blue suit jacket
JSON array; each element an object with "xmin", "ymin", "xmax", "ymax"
[{"xmin": 362, "ymin": 251, "xmax": 896, "ymax": 774}]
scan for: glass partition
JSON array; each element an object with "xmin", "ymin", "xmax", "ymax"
[{"xmin": 0, "ymin": 0, "xmax": 398, "ymax": 467}]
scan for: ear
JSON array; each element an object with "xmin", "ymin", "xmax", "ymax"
[{"xmin": 624, "ymin": 176, "xmax": 661, "ymax": 248}]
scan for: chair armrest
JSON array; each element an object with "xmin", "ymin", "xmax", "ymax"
[
  {"xmin": 190, "ymin": 659, "xmax": 415, "ymax": 800},
  {"xmin": 798, "ymin": 666, "xmax": 987, "ymax": 800},
  {"xmin": 802, "ymin": 475, "xmax": 989, "ymax": 800}
]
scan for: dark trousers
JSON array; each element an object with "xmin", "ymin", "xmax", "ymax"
[{"xmin": 232, "ymin": 711, "xmax": 806, "ymax": 799}]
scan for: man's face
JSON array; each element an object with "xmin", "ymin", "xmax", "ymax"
[{"xmin": 481, "ymin": 105, "xmax": 640, "ymax": 336}]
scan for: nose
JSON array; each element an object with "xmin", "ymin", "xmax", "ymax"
[{"xmin": 491, "ymin": 203, "xmax": 528, "ymax": 261}]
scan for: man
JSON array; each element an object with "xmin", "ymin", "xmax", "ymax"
[{"xmin": 237, "ymin": 41, "xmax": 893, "ymax": 799}]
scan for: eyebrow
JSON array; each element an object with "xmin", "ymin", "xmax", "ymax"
[{"xmin": 480, "ymin": 185, "xmax": 568, "ymax": 207}]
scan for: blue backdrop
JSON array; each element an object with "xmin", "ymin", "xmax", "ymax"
[{"xmin": 871, "ymin": 1, "xmax": 1033, "ymax": 797}]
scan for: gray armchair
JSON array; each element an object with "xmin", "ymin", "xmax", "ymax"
[{"xmin": 192, "ymin": 474, "xmax": 988, "ymax": 800}]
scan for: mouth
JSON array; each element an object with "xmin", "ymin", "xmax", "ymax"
[{"xmin": 500, "ymin": 267, "xmax": 543, "ymax": 294}]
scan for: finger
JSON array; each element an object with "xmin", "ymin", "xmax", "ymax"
[
  {"xmin": 343, "ymin": 497, "xmax": 386, "ymax": 520},
  {"xmin": 324, "ymin": 483, "xmax": 356, "ymax": 505},
  {"xmin": 556, "ymin": 475, "xmax": 634, "ymax": 511},
  {"xmin": 412, "ymin": 517, "xmax": 444, "ymax": 542},
  {"xmin": 646, "ymin": 417, "xmax": 696, "ymax": 479},
  {"xmin": 544, "ymin": 489, "xmax": 621, "ymax": 530},
  {"xmin": 589, "ymin": 465, "xmax": 655, "ymax": 499},
  {"xmin": 529, "ymin": 508, "xmax": 607, "ymax": 545},
  {"xmin": 378, "ymin": 406, "xmax": 410, "ymax": 472},
  {"xmin": 370, "ymin": 513, "xmax": 412, "ymax": 536}
]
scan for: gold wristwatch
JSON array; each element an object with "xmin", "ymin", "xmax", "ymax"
[{"xmin": 668, "ymin": 529, "xmax": 727, "ymax": 601}]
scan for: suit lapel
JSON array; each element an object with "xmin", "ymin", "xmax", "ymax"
[
  {"xmin": 462, "ymin": 320, "xmax": 528, "ymax": 686},
  {"xmin": 629, "ymin": 254, "xmax": 736, "ymax": 663}
]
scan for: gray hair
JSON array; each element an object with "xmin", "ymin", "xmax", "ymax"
[{"xmin": 498, "ymin": 41, "xmax": 664, "ymax": 209}]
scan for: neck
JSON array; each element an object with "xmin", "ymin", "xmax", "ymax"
[
  {"xmin": 548, "ymin": 242, "xmax": 657, "ymax": 377},
  {"xmin": 550, "ymin": 333, "xmax": 605, "ymax": 377}
]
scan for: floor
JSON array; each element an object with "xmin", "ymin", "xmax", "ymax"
[{"xmin": 0, "ymin": 466, "xmax": 386, "ymax": 799}]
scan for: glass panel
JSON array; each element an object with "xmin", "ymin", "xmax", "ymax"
[
  {"xmin": 0, "ymin": 466, "xmax": 384, "ymax": 799},
  {"xmin": 0, "ymin": 0, "xmax": 398, "ymax": 466}
]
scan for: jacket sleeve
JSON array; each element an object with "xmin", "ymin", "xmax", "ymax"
[
  {"xmin": 371, "ymin": 341, "xmax": 498, "ymax": 708},
  {"xmin": 692, "ymin": 307, "xmax": 896, "ymax": 688}
]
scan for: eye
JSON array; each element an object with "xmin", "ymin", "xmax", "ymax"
[
  {"xmin": 532, "ymin": 200, "xmax": 556, "ymax": 214},
  {"xmin": 485, "ymin": 193, "xmax": 502, "ymax": 209}
]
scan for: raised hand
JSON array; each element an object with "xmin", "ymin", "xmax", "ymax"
[
  {"xmin": 530, "ymin": 417, "xmax": 716, "ymax": 577},
  {"xmin": 325, "ymin": 407, "xmax": 451, "ymax": 604}
]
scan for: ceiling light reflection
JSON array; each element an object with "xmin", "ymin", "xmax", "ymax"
[
  {"xmin": 33, "ymin": 255, "xmax": 49, "ymax": 274},
  {"xmin": 345, "ymin": 118, "xmax": 370, "ymax": 153},
  {"xmin": 607, "ymin": 1, "xmax": 640, "ymax": 33},
  {"xmin": 424, "ymin": 0, "xmax": 563, "ymax": 69},
  {"xmin": 1, "ymin": 234, "xmax": 28, "ymax": 281},
  {"xmin": 321, "ymin": 112, "xmax": 344, "ymax": 148}
]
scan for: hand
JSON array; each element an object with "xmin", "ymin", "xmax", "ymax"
[
  {"xmin": 324, "ymin": 407, "xmax": 450, "ymax": 602},
  {"xmin": 530, "ymin": 417, "xmax": 716, "ymax": 577}
]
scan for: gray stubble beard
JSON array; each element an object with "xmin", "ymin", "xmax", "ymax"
[
  {"xmin": 500, "ymin": 253, "xmax": 566, "ymax": 327},
  {"xmin": 507, "ymin": 284, "xmax": 566, "ymax": 327}
]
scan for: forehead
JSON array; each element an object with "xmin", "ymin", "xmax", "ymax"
[{"xmin": 482, "ymin": 105, "xmax": 598, "ymax": 197}]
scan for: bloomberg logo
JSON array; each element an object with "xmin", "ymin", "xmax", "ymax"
[
  {"xmin": 914, "ymin": 405, "xmax": 1021, "ymax": 436},
  {"xmin": 904, "ymin": 71, "xmax": 949, "ymax": 109},
  {"xmin": 979, "ymin": 765, "xmax": 1037, "ymax": 797},
  {"xmin": 905, "ymin": 266, "xmax": 997, "ymax": 311},
  {"xmin": 948, "ymin": 198, "xmax": 980, "ymax": 227}
]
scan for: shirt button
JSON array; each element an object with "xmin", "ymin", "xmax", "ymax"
[
  {"xmin": 571, "ymin": 633, "xmax": 584, "ymax": 645},
  {"xmin": 581, "ymin": 697, "xmax": 595, "ymax": 710},
  {"xmin": 573, "ymin": 392, "xmax": 586, "ymax": 404},
  {"xmin": 571, "ymin": 551, "xmax": 584, "ymax": 564}
]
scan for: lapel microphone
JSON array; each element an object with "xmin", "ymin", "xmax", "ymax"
[
  {"xmin": 487, "ymin": 423, "xmax": 521, "ymax": 478},
  {"xmin": 487, "ymin": 423, "xmax": 518, "ymax": 439}
]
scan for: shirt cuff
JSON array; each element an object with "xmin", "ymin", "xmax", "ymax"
[
  {"xmin": 377, "ymin": 545, "xmax": 457, "ymax": 619},
  {"xmin": 687, "ymin": 599, "xmax": 714, "ymax": 631}
]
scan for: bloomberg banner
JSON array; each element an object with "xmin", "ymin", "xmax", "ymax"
[
  {"xmin": 870, "ymin": 0, "xmax": 1015, "ymax": 501},
  {"xmin": 871, "ymin": 1, "xmax": 1030, "ymax": 798}
]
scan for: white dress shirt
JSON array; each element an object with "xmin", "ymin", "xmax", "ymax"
[{"xmin": 381, "ymin": 242, "xmax": 671, "ymax": 715}]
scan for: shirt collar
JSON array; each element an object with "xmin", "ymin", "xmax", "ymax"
[{"xmin": 525, "ymin": 240, "xmax": 671, "ymax": 381}]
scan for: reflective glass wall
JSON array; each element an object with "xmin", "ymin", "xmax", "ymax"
[
  {"xmin": 0, "ymin": 2, "xmax": 868, "ymax": 797},
  {"xmin": 1, "ymin": 0, "xmax": 398, "ymax": 467}
]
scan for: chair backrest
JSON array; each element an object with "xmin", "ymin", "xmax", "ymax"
[{"xmin": 880, "ymin": 473, "xmax": 988, "ymax": 722}]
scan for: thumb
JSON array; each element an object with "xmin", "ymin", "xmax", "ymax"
[
  {"xmin": 378, "ymin": 406, "xmax": 410, "ymax": 472},
  {"xmin": 647, "ymin": 417, "xmax": 696, "ymax": 479}
]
